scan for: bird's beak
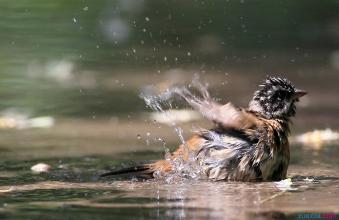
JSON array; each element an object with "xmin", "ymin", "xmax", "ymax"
[{"xmin": 292, "ymin": 89, "xmax": 307, "ymax": 100}]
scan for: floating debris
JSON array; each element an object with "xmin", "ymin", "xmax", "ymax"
[
  {"xmin": 31, "ymin": 163, "xmax": 52, "ymax": 174},
  {"xmin": 28, "ymin": 116, "xmax": 55, "ymax": 128},
  {"xmin": 274, "ymin": 178, "xmax": 294, "ymax": 191},
  {"xmin": 294, "ymin": 129, "xmax": 339, "ymax": 149},
  {"xmin": 0, "ymin": 187, "xmax": 14, "ymax": 193},
  {"xmin": 149, "ymin": 109, "xmax": 200, "ymax": 125},
  {"xmin": 303, "ymin": 177, "xmax": 314, "ymax": 182},
  {"xmin": 0, "ymin": 116, "xmax": 54, "ymax": 130},
  {"xmin": 0, "ymin": 117, "xmax": 18, "ymax": 129},
  {"xmin": 0, "ymin": 108, "xmax": 54, "ymax": 129}
]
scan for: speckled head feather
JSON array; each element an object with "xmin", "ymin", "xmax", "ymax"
[{"xmin": 249, "ymin": 76, "xmax": 300, "ymax": 119}]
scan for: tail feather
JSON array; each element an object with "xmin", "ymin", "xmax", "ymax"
[
  {"xmin": 99, "ymin": 164, "xmax": 152, "ymax": 177},
  {"xmin": 100, "ymin": 160, "xmax": 173, "ymax": 178}
]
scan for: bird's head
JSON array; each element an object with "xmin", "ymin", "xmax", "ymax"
[{"xmin": 249, "ymin": 76, "xmax": 307, "ymax": 119}]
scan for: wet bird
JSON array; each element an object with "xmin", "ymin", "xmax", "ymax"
[{"xmin": 101, "ymin": 77, "xmax": 307, "ymax": 181}]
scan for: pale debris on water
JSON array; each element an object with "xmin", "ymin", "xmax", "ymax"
[
  {"xmin": 0, "ymin": 108, "xmax": 54, "ymax": 129},
  {"xmin": 149, "ymin": 109, "xmax": 201, "ymax": 125},
  {"xmin": 294, "ymin": 128, "xmax": 339, "ymax": 149},
  {"xmin": 303, "ymin": 177, "xmax": 314, "ymax": 182},
  {"xmin": 0, "ymin": 187, "xmax": 14, "ymax": 193},
  {"xmin": 0, "ymin": 116, "xmax": 54, "ymax": 130},
  {"xmin": 31, "ymin": 163, "xmax": 52, "ymax": 174},
  {"xmin": 274, "ymin": 178, "xmax": 295, "ymax": 191}
]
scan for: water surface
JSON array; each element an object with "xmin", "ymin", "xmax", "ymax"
[{"xmin": 0, "ymin": 116, "xmax": 338, "ymax": 220}]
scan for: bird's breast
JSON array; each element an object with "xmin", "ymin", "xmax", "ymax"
[{"xmin": 197, "ymin": 120, "xmax": 290, "ymax": 181}]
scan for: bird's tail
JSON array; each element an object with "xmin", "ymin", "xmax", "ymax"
[
  {"xmin": 99, "ymin": 164, "xmax": 153, "ymax": 177},
  {"xmin": 99, "ymin": 160, "xmax": 173, "ymax": 178}
]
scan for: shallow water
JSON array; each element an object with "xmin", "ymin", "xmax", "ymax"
[
  {"xmin": 0, "ymin": 116, "xmax": 338, "ymax": 220},
  {"xmin": 1, "ymin": 69, "xmax": 339, "ymax": 219}
]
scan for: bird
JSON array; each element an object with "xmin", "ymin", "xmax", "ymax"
[{"xmin": 100, "ymin": 76, "xmax": 307, "ymax": 181}]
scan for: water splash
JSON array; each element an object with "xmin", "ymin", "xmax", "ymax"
[
  {"xmin": 140, "ymin": 90, "xmax": 189, "ymax": 161},
  {"xmin": 139, "ymin": 86, "xmax": 189, "ymax": 151},
  {"xmin": 139, "ymin": 75, "xmax": 211, "ymax": 182}
]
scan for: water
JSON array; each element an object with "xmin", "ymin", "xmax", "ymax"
[
  {"xmin": 0, "ymin": 140, "xmax": 338, "ymax": 220},
  {"xmin": 139, "ymin": 77, "xmax": 207, "ymax": 182},
  {"xmin": 0, "ymin": 71, "xmax": 338, "ymax": 219},
  {"xmin": 1, "ymin": 1, "xmax": 339, "ymax": 219},
  {"xmin": 0, "ymin": 74, "xmax": 339, "ymax": 219}
]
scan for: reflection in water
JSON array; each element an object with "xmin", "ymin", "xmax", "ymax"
[
  {"xmin": 0, "ymin": 149, "xmax": 338, "ymax": 219},
  {"xmin": 1, "ymin": 176, "xmax": 339, "ymax": 219}
]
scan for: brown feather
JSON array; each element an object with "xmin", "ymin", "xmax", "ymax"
[{"xmin": 102, "ymin": 77, "xmax": 303, "ymax": 181}]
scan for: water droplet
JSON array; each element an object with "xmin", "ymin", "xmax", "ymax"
[
  {"xmin": 139, "ymin": 76, "xmax": 212, "ymax": 182},
  {"xmin": 137, "ymin": 134, "xmax": 141, "ymax": 139},
  {"xmin": 187, "ymin": 52, "xmax": 191, "ymax": 56},
  {"xmin": 83, "ymin": 6, "xmax": 88, "ymax": 11},
  {"xmin": 145, "ymin": 17, "xmax": 150, "ymax": 22},
  {"xmin": 73, "ymin": 18, "xmax": 77, "ymax": 23}
]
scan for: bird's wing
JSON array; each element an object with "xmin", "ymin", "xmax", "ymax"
[
  {"xmin": 174, "ymin": 86, "xmax": 259, "ymax": 130},
  {"xmin": 207, "ymin": 102, "xmax": 258, "ymax": 130}
]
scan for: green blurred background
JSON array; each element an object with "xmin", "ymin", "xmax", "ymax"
[
  {"xmin": 1, "ymin": 0, "xmax": 339, "ymax": 119},
  {"xmin": 1, "ymin": 3, "xmax": 339, "ymax": 218}
]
